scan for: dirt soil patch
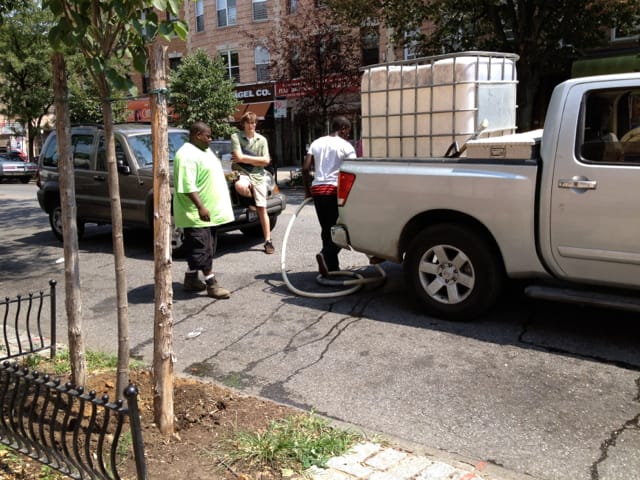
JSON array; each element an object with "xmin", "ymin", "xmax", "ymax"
[{"xmin": 0, "ymin": 370, "xmax": 303, "ymax": 480}]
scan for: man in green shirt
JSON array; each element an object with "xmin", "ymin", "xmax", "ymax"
[{"xmin": 174, "ymin": 122, "xmax": 234, "ymax": 298}]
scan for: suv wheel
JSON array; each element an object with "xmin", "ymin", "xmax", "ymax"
[{"xmin": 49, "ymin": 205, "xmax": 85, "ymax": 242}]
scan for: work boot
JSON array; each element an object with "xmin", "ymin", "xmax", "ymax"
[
  {"xmin": 183, "ymin": 272, "xmax": 206, "ymax": 292},
  {"xmin": 206, "ymin": 279, "xmax": 231, "ymax": 299}
]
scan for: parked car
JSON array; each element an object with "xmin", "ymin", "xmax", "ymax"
[
  {"xmin": 0, "ymin": 154, "xmax": 37, "ymax": 183},
  {"xmin": 36, "ymin": 124, "xmax": 286, "ymax": 254}
]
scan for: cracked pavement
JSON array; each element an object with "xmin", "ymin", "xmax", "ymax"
[{"xmin": 2, "ymin": 183, "xmax": 640, "ymax": 480}]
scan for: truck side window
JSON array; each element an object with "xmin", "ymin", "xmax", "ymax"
[
  {"xmin": 580, "ymin": 93, "xmax": 624, "ymax": 163},
  {"xmin": 40, "ymin": 135, "xmax": 58, "ymax": 168},
  {"xmin": 97, "ymin": 138, "xmax": 127, "ymax": 172},
  {"xmin": 72, "ymin": 134, "xmax": 94, "ymax": 170}
]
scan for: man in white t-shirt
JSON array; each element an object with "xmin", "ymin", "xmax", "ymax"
[{"xmin": 302, "ymin": 116, "xmax": 356, "ymax": 275}]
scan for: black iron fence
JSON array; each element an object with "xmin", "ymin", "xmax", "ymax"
[
  {"xmin": 0, "ymin": 361, "xmax": 146, "ymax": 480},
  {"xmin": 0, "ymin": 283, "xmax": 147, "ymax": 479},
  {"xmin": 1, "ymin": 279, "xmax": 57, "ymax": 360}
]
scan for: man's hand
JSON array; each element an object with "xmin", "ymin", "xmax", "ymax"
[{"xmin": 197, "ymin": 205, "xmax": 211, "ymax": 222}]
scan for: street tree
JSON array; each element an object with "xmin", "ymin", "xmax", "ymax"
[
  {"xmin": 168, "ymin": 49, "xmax": 238, "ymax": 137},
  {"xmin": 327, "ymin": 0, "xmax": 640, "ymax": 131},
  {"xmin": 45, "ymin": 0, "xmax": 187, "ymax": 435},
  {"xmin": 0, "ymin": 2, "xmax": 54, "ymax": 161},
  {"xmin": 261, "ymin": 2, "xmax": 362, "ymax": 131},
  {"xmin": 67, "ymin": 55, "xmax": 129, "ymax": 124}
]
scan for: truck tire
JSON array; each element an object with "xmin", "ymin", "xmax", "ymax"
[
  {"xmin": 49, "ymin": 204, "xmax": 85, "ymax": 242},
  {"xmin": 404, "ymin": 224, "xmax": 503, "ymax": 321}
]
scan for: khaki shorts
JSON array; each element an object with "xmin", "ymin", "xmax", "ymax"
[{"xmin": 237, "ymin": 174, "xmax": 268, "ymax": 207}]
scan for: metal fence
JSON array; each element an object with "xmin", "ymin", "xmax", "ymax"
[
  {"xmin": 0, "ymin": 279, "xmax": 57, "ymax": 360},
  {"xmin": 0, "ymin": 282, "xmax": 147, "ymax": 479},
  {"xmin": 0, "ymin": 361, "xmax": 146, "ymax": 480}
]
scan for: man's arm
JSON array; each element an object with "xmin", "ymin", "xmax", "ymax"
[
  {"xmin": 186, "ymin": 191, "xmax": 210, "ymax": 222},
  {"xmin": 232, "ymin": 137, "xmax": 270, "ymax": 166},
  {"xmin": 302, "ymin": 153, "xmax": 314, "ymax": 198}
]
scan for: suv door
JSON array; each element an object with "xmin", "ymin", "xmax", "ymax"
[{"xmin": 70, "ymin": 132, "xmax": 100, "ymax": 221}]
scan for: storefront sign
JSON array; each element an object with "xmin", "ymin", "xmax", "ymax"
[{"xmin": 235, "ymin": 84, "xmax": 274, "ymax": 101}]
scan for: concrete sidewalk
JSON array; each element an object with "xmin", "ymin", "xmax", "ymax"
[{"xmin": 301, "ymin": 442, "xmax": 512, "ymax": 480}]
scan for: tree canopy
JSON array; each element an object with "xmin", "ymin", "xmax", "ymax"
[
  {"xmin": 0, "ymin": 1, "xmax": 54, "ymax": 160},
  {"xmin": 168, "ymin": 49, "xmax": 238, "ymax": 136},
  {"xmin": 328, "ymin": 0, "xmax": 640, "ymax": 130},
  {"xmin": 262, "ymin": 2, "xmax": 363, "ymax": 129}
]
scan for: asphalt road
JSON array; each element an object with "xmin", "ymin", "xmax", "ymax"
[{"xmin": 1, "ymin": 180, "xmax": 639, "ymax": 480}]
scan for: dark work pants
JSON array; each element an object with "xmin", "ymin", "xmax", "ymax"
[
  {"xmin": 312, "ymin": 194, "xmax": 341, "ymax": 271},
  {"xmin": 184, "ymin": 227, "xmax": 218, "ymax": 272}
]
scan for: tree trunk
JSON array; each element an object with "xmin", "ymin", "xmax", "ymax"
[
  {"xmin": 149, "ymin": 42, "xmax": 175, "ymax": 435},
  {"xmin": 51, "ymin": 52, "xmax": 86, "ymax": 387},
  {"xmin": 96, "ymin": 74, "xmax": 130, "ymax": 401}
]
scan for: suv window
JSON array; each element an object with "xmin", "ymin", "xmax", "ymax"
[
  {"xmin": 40, "ymin": 133, "xmax": 95, "ymax": 169},
  {"xmin": 127, "ymin": 132, "xmax": 189, "ymax": 167},
  {"xmin": 97, "ymin": 138, "xmax": 127, "ymax": 171}
]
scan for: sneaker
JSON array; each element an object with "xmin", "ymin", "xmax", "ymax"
[
  {"xmin": 183, "ymin": 272, "xmax": 206, "ymax": 292},
  {"xmin": 206, "ymin": 279, "xmax": 231, "ymax": 299},
  {"xmin": 264, "ymin": 240, "xmax": 275, "ymax": 255}
]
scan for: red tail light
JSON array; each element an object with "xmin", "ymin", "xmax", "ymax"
[{"xmin": 337, "ymin": 172, "xmax": 355, "ymax": 206}]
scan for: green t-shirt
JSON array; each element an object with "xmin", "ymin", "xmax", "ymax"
[
  {"xmin": 173, "ymin": 142, "xmax": 234, "ymax": 228},
  {"xmin": 230, "ymin": 131, "xmax": 269, "ymax": 185}
]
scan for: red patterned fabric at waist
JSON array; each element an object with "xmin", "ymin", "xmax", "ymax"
[{"xmin": 311, "ymin": 184, "xmax": 337, "ymax": 196}]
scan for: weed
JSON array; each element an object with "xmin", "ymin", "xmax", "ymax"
[
  {"xmin": 25, "ymin": 348, "xmax": 145, "ymax": 375},
  {"xmin": 227, "ymin": 411, "xmax": 363, "ymax": 473}
]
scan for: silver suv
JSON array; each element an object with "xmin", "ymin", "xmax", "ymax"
[{"xmin": 36, "ymin": 124, "xmax": 286, "ymax": 254}]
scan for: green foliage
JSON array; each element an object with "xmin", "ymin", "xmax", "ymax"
[
  {"xmin": 66, "ymin": 55, "xmax": 129, "ymax": 123},
  {"xmin": 168, "ymin": 49, "xmax": 238, "ymax": 136},
  {"xmin": 0, "ymin": 1, "xmax": 54, "ymax": 151},
  {"xmin": 26, "ymin": 348, "xmax": 145, "ymax": 375},
  {"xmin": 44, "ymin": 0, "xmax": 188, "ymax": 98},
  {"xmin": 328, "ymin": 0, "xmax": 640, "ymax": 129},
  {"xmin": 227, "ymin": 411, "xmax": 363, "ymax": 472}
]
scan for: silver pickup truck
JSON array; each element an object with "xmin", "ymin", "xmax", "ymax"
[{"xmin": 332, "ymin": 70, "xmax": 640, "ymax": 320}]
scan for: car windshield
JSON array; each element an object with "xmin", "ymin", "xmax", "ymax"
[{"xmin": 128, "ymin": 131, "xmax": 189, "ymax": 167}]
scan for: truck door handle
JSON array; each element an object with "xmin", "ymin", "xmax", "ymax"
[
  {"xmin": 557, "ymin": 177, "xmax": 597, "ymax": 190},
  {"xmin": 93, "ymin": 175, "xmax": 106, "ymax": 181}
]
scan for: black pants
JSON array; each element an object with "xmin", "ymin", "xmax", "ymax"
[
  {"xmin": 312, "ymin": 194, "xmax": 341, "ymax": 271},
  {"xmin": 184, "ymin": 227, "xmax": 218, "ymax": 272}
]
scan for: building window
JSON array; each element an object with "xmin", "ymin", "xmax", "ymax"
[
  {"xmin": 169, "ymin": 56, "xmax": 182, "ymax": 71},
  {"xmin": 403, "ymin": 30, "xmax": 420, "ymax": 60},
  {"xmin": 255, "ymin": 46, "xmax": 270, "ymax": 82},
  {"xmin": 217, "ymin": 0, "xmax": 237, "ymax": 27},
  {"xmin": 221, "ymin": 51, "xmax": 240, "ymax": 82},
  {"xmin": 288, "ymin": 0, "xmax": 297, "ymax": 14},
  {"xmin": 196, "ymin": 0, "xmax": 204, "ymax": 32},
  {"xmin": 361, "ymin": 27, "xmax": 379, "ymax": 66},
  {"xmin": 253, "ymin": 0, "xmax": 268, "ymax": 21},
  {"xmin": 142, "ymin": 73, "xmax": 150, "ymax": 94}
]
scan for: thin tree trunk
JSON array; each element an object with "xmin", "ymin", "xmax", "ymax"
[
  {"xmin": 96, "ymin": 75, "xmax": 130, "ymax": 401},
  {"xmin": 149, "ymin": 42, "xmax": 174, "ymax": 435},
  {"xmin": 51, "ymin": 52, "xmax": 86, "ymax": 387}
]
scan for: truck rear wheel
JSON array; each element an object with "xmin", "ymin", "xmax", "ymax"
[{"xmin": 404, "ymin": 224, "xmax": 503, "ymax": 321}]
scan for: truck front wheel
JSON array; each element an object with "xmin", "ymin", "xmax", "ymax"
[{"xmin": 404, "ymin": 224, "xmax": 503, "ymax": 321}]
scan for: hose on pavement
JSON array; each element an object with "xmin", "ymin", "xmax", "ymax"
[{"xmin": 280, "ymin": 197, "xmax": 386, "ymax": 298}]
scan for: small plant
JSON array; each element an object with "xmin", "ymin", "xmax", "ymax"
[
  {"xmin": 23, "ymin": 348, "xmax": 145, "ymax": 375},
  {"xmin": 227, "ymin": 411, "xmax": 363, "ymax": 473}
]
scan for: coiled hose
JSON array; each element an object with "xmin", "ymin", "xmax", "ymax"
[{"xmin": 280, "ymin": 197, "xmax": 386, "ymax": 298}]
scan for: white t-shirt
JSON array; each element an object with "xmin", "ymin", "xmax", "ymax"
[{"xmin": 307, "ymin": 135, "xmax": 356, "ymax": 187}]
